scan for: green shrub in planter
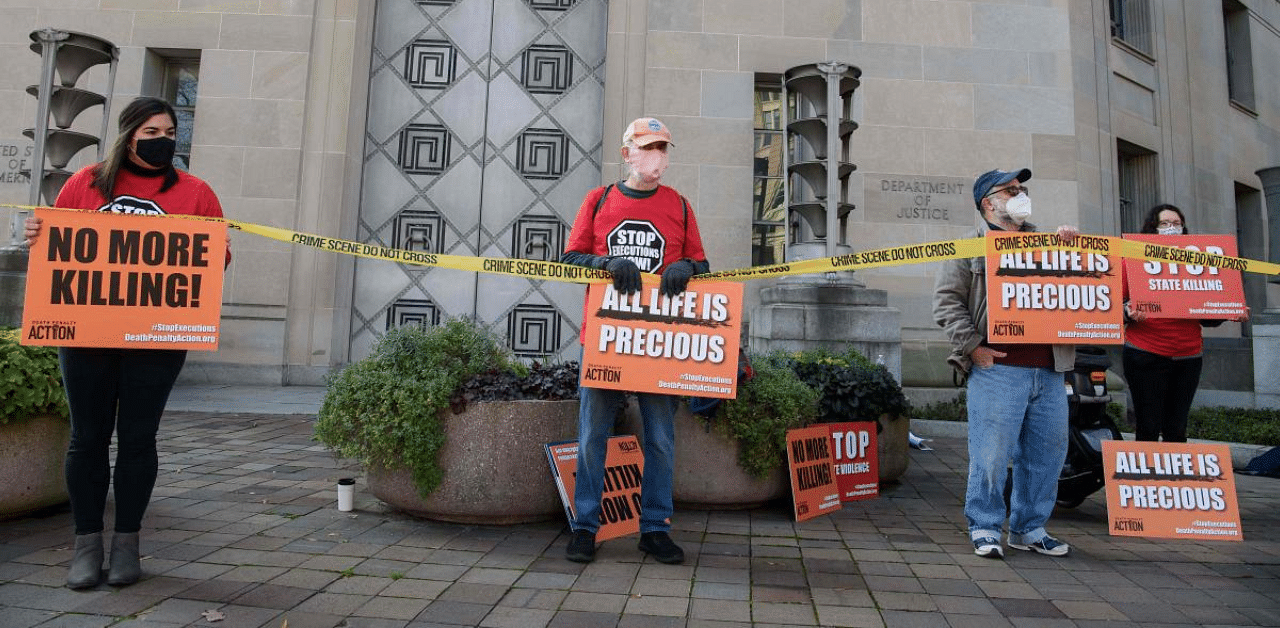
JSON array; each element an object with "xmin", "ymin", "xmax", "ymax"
[
  {"xmin": 784, "ymin": 348, "xmax": 911, "ymax": 424},
  {"xmin": 451, "ymin": 360, "xmax": 580, "ymax": 411},
  {"xmin": 1, "ymin": 328, "xmax": 69, "ymax": 424},
  {"xmin": 700, "ymin": 357, "xmax": 820, "ymax": 479},
  {"xmin": 315, "ymin": 318, "xmax": 526, "ymax": 498}
]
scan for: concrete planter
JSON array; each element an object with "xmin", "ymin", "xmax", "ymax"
[
  {"xmin": 672, "ymin": 405, "xmax": 789, "ymax": 509},
  {"xmin": 621, "ymin": 401, "xmax": 788, "ymax": 509},
  {"xmin": 0, "ymin": 413, "xmax": 70, "ymax": 520},
  {"xmin": 367, "ymin": 400, "xmax": 578, "ymax": 524},
  {"xmin": 877, "ymin": 413, "xmax": 909, "ymax": 483}
]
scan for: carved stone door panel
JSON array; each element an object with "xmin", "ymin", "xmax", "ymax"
[{"xmin": 354, "ymin": 0, "xmax": 605, "ymax": 360}]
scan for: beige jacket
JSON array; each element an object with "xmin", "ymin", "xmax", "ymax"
[{"xmin": 932, "ymin": 218, "xmax": 1075, "ymax": 375}]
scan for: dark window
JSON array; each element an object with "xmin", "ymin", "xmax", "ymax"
[
  {"xmin": 144, "ymin": 50, "xmax": 200, "ymax": 170},
  {"xmin": 1117, "ymin": 139, "xmax": 1158, "ymax": 234},
  {"xmin": 1234, "ymin": 182, "xmax": 1263, "ymax": 336},
  {"xmin": 752, "ymin": 80, "xmax": 785, "ymax": 267},
  {"xmin": 1110, "ymin": 0, "xmax": 1152, "ymax": 56},
  {"xmin": 1223, "ymin": 0, "xmax": 1255, "ymax": 110}
]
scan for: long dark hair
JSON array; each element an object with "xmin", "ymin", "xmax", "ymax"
[
  {"xmin": 90, "ymin": 97, "xmax": 178, "ymax": 200},
  {"xmin": 1140, "ymin": 203, "xmax": 1189, "ymax": 235}
]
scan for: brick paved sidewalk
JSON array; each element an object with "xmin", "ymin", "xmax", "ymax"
[{"xmin": 1, "ymin": 411, "xmax": 1278, "ymax": 627}]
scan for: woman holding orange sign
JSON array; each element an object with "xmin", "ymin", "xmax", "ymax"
[
  {"xmin": 23, "ymin": 97, "xmax": 229, "ymax": 589},
  {"xmin": 1122, "ymin": 204, "xmax": 1247, "ymax": 443}
]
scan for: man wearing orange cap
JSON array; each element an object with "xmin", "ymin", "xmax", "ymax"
[{"xmin": 559, "ymin": 117, "xmax": 710, "ymax": 564}]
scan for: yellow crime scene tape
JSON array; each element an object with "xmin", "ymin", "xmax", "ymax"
[{"xmin": 3, "ymin": 202, "xmax": 1278, "ymax": 291}]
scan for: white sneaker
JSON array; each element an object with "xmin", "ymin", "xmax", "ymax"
[
  {"xmin": 972, "ymin": 535, "xmax": 1003, "ymax": 558},
  {"xmin": 1009, "ymin": 534, "xmax": 1069, "ymax": 556}
]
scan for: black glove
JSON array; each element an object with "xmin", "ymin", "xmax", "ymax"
[
  {"xmin": 605, "ymin": 256, "xmax": 642, "ymax": 294},
  {"xmin": 659, "ymin": 259, "xmax": 696, "ymax": 297}
]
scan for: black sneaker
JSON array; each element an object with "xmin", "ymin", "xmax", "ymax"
[
  {"xmin": 565, "ymin": 530, "xmax": 596, "ymax": 563},
  {"xmin": 637, "ymin": 531, "xmax": 685, "ymax": 564}
]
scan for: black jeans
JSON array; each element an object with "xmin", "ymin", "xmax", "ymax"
[
  {"xmin": 60, "ymin": 347, "xmax": 186, "ymax": 535},
  {"xmin": 1122, "ymin": 346, "xmax": 1202, "ymax": 443}
]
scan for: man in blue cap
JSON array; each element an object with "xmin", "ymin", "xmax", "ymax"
[{"xmin": 933, "ymin": 168, "xmax": 1078, "ymax": 559}]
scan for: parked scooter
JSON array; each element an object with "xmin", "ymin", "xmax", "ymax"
[{"xmin": 1055, "ymin": 346, "xmax": 1123, "ymax": 508}]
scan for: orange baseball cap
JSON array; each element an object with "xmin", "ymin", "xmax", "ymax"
[{"xmin": 622, "ymin": 117, "xmax": 673, "ymax": 147}]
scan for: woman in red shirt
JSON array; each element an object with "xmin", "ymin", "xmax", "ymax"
[
  {"xmin": 1123, "ymin": 204, "xmax": 1248, "ymax": 442},
  {"xmin": 24, "ymin": 97, "xmax": 229, "ymax": 589}
]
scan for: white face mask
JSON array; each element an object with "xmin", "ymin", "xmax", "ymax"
[
  {"xmin": 1002, "ymin": 193, "xmax": 1032, "ymax": 224},
  {"xmin": 1157, "ymin": 226, "xmax": 1182, "ymax": 236}
]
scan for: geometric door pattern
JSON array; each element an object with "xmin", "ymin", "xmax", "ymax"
[{"xmin": 354, "ymin": 0, "xmax": 606, "ymax": 360}]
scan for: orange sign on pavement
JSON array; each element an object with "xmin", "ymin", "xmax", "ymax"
[
  {"xmin": 985, "ymin": 232, "xmax": 1123, "ymax": 344},
  {"xmin": 545, "ymin": 435, "xmax": 645, "ymax": 542},
  {"xmin": 1102, "ymin": 440, "xmax": 1242, "ymax": 541},
  {"xmin": 1122, "ymin": 234, "xmax": 1247, "ymax": 319},
  {"xmin": 786, "ymin": 425, "xmax": 842, "ymax": 522},
  {"xmin": 581, "ymin": 280, "xmax": 743, "ymax": 399},
  {"xmin": 22, "ymin": 208, "xmax": 226, "ymax": 351}
]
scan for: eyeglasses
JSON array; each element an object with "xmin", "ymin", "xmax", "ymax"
[
  {"xmin": 1157, "ymin": 220, "xmax": 1183, "ymax": 228},
  {"xmin": 985, "ymin": 185, "xmax": 1028, "ymax": 199}
]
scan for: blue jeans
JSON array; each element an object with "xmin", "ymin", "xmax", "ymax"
[
  {"xmin": 965, "ymin": 363, "xmax": 1068, "ymax": 543},
  {"xmin": 571, "ymin": 386, "xmax": 677, "ymax": 535}
]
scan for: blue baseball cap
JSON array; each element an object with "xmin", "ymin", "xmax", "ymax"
[{"xmin": 973, "ymin": 168, "xmax": 1031, "ymax": 211}]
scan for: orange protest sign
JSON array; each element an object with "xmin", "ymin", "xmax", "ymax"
[
  {"xmin": 786, "ymin": 425, "xmax": 841, "ymax": 521},
  {"xmin": 545, "ymin": 435, "xmax": 645, "ymax": 542},
  {"xmin": 1102, "ymin": 440, "xmax": 1242, "ymax": 541},
  {"xmin": 22, "ymin": 208, "xmax": 226, "ymax": 351},
  {"xmin": 581, "ymin": 280, "xmax": 743, "ymax": 399},
  {"xmin": 826, "ymin": 422, "xmax": 878, "ymax": 502},
  {"xmin": 1122, "ymin": 234, "xmax": 1247, "ymax": 319},
  {"xmin": 985, "ymin": 232, "xmax": 1123, "ymax": 344}
]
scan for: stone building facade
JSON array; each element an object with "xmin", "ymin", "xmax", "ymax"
[{"xmin": 1, "ymin": 0, "xmax": 1277, "ymax": 406}]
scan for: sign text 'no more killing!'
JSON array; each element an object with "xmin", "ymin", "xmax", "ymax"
[
  {"xmin": 787, "ymin": 425, "xmax": 842, "ymax": 522},
  {"xmin": 1122, "ymin": 234, "xmax": 1247, "ymax": 319},
  {"xmin": 985, "ymin": 232, "xmax": 1124, "ymax": 344},
  {"xmin": 22, "ymin": 208, "xmax": 227, "ymax": 350},
  {"xmin": 581, "ymin": 280, "xmax": 743, "ymax": 399},
  {"xmin": 1102, "ymin": 440, "xmax": 1242, "ymax": 541}
]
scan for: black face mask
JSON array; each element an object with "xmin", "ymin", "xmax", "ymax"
[{"xmin": 133, "ymin": 136, "xmax": 176, "ymax": 168}]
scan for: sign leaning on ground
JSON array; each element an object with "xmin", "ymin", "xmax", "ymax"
[
  {"xmin": 826, "ymin": 422, "xmax": 879, "ymax": 502},
  {"xmin": 545, "ymin": 435, "xmax": 645, "ymax": 542},
  {"xmin": 786, "ymin": 425, "xmax": 842, "ymax": 522},
  {"xmin": 1102, "ymin": 440, "xmax": 1243, "ymax": 541}
]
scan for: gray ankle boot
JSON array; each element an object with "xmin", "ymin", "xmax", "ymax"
[
  {"xmin": 107, "ymin": 532, "xmax": 141, "ymax": 586},
  {"xmin": 66, "ymin": 532, "xmax": 103, "ymax": 589}
]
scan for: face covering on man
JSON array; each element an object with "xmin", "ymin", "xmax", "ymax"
[
  {"xmin": 999, "ymin": 192, "xmax": 1032, "ymax": 225},
  {"xmin": 1157, "ymin": 225, "xmax": 1183, "ymax": 236},
  {"xmin": 625, "ymin": 146, "xmax": 669, "ymax": 184},
  {"xmin": 134, "ymin": 136, "xmax": 176, "ymax": 169}
]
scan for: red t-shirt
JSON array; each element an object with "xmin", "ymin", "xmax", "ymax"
[
  {"xmin": 564, "ymin": 183, "xmax": 708, "ymax": 340},
  {"xmin": 1125, "ymin": 317, "xmax": 1205, "ymax": 358},
  {"xmin": 55, "ymin": 163, "xmax": 229, "ymax": 265},
  {"xmin": 564, "ymin": 184, "xmax": 706, "ymax": 272},
  {"xmin": 1121, "ymin": 265, "xmax": 1205, "ymax": 358}
]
